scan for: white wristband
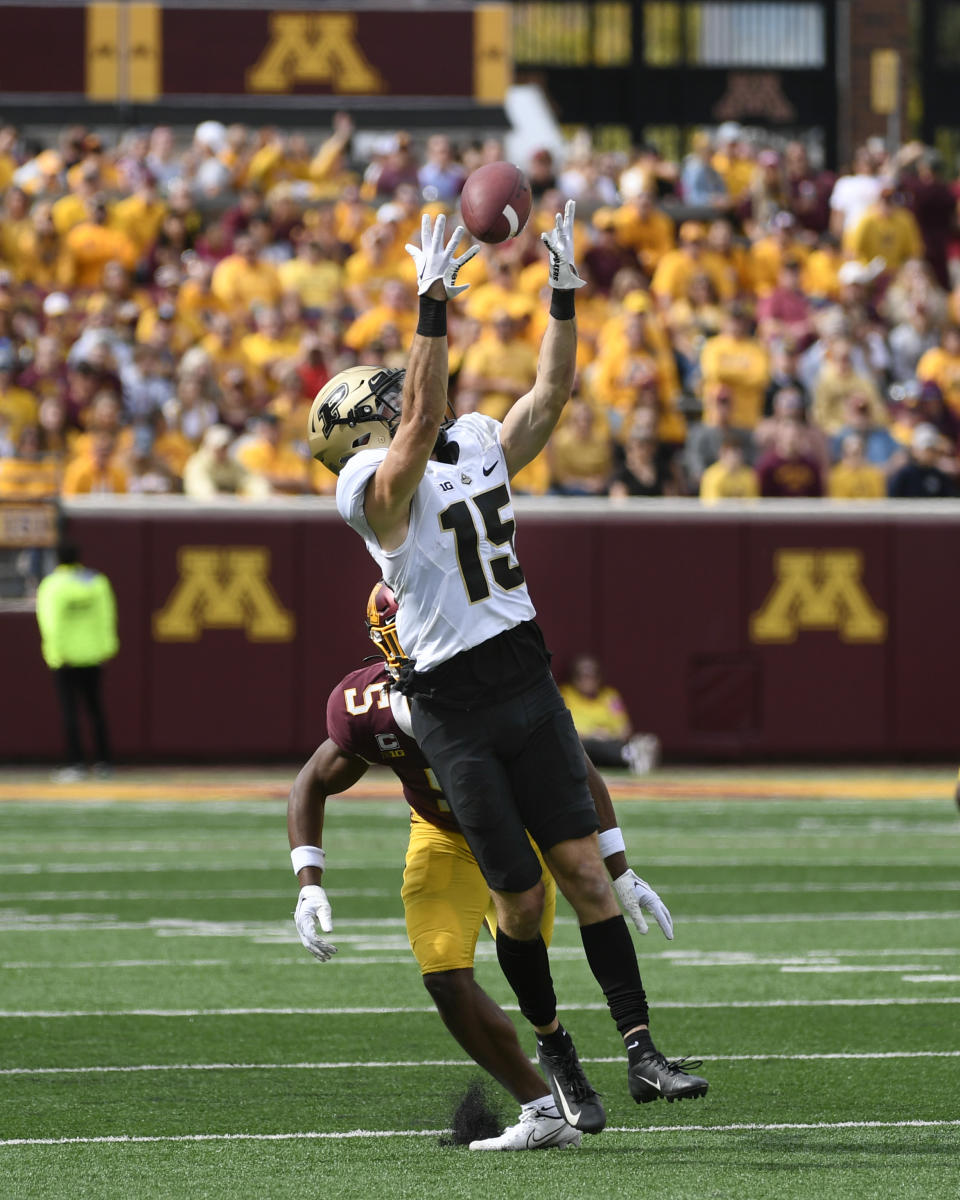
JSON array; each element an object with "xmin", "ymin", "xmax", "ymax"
[
  {"xmin": 291, "ymin": 845, "xmax": 326, "ymax": 875},
  {"xmin": 597, "ymin": 827, "xmax": 626, "ymax": 858}
]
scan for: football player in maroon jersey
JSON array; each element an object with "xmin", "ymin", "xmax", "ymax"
[{"xmin": 287, "ymin": 582, "xmax": 683, "ymax": 1150}]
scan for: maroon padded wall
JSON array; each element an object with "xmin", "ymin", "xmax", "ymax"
[{"xmin": 2, "ymin": 501, "xmax": 957, "ymax": 762}]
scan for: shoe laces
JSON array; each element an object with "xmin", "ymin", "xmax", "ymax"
[
  {"xmin": 552, "ymin": 1046, "xmax": 597, "ymax": 1102},
  {"xmin": 637, "ymin": 1049, "xmax": 704, "ymax": 1076}
]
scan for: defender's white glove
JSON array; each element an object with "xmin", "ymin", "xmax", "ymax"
[
  {"xmin": 405, "ymin": 213, "xmax": 479, "ymax": 297},
  {"xmin": 613, "ymin": 870, "xmax": 674, "ymax": 940},
  {"xmin": 294, "ymin": 884, "xmax": 337, "ymax": 962},
  {"xmin": 541, "ymin": 198, "xmax": 585, "ymax": 290}
]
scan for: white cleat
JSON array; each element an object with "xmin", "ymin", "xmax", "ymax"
[{"xmin": 469, "ymin": 1107, "xmax": 582, "ymax": 1151}]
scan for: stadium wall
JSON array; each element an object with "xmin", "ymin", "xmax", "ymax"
[{"xmin": 3, "ymin": 499, "xmax": 958, "ymax": 762}]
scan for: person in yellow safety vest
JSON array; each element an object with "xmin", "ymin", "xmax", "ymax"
[{"xmin": 35, "ymin": 542, "xmax": 118, "ymax": 782}]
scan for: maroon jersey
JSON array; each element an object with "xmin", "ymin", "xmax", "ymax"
[{"xmin": 325, "ymin": 662, "xmax": 460, "ymax": 833}]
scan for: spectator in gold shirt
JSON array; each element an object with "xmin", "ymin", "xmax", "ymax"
[
  {"xmin": 109, "ymin": 174, "xmax": 167, "ymax": 257},
  {"xmin": 61, "ymin": 430, "xmax": 129, "ymax": 495},
  {"xmin": 828, "ymin": 433, "xmax": 886, "ymax": 498},
  {"xmin": 652, "ymin": 222, "xmax": 734, "ymax": 308},
  {"xmin": 458, "ymin": 311, "xmax": 538, "ymax": 421},
  {"xmin": 14, "ymin": 203, "xmax": 63, "ymax": 290},
  {"xmin": 812, "ymin": 339, "xmax": 886, "ymax": 434},
  {"xmin": 548, "ymin": 399, "xmax": 613, "ymax": 495},
  {"xmin": 845, "ymin": 184, "xmax": 923, "ymax": 274},
  {"xmin": 210, "ymin": 233, "xmax": 282, "ymax": 314},
  {"xmin": 700, "ymin": 308, "xmax": 771, "ymax": 429},
  {"xmin": 560, "ymin": 654, "xmax": 658, "ymax": 773},
  {"xmin": 916, "ymin": 326, "xmax": 960, "ymax": 419},
  {"xmin": 342, "ymin": 279, "xmax": 417, "ymax": 357},
  {"xmin": 699, "ymin": 437, "xmax": 760, "ymax": 502},
  {"xmin": 235, "ymin": 412, "xmax": 310, "ymax": 495},
  {"xmin": 278, "ymin": 232, "xmax": 344, "ymax": 315},
  {"xmin": 0, "ymin": 425, "xmax": 60, "ymax": 498},
  {"xmin": 61, "ymin": 197, "xmax": 137, "ymax": 290},
  {"xmin": 608, "ymin": 191, "xmax": 675, "ymax": 275}
]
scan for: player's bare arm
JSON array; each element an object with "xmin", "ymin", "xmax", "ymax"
[
  {"xmin": 364, "ymin": 214, "xmax": 478, "ymax": 550},
  {"xmin": 501, "ymin": 199, "xmax": 586, "ymax": 476},
  {"xmin": 288, "ymin": 738, "xmax": 368, "ymax": 961}
]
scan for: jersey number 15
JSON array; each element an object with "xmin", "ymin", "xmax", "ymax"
[{"xmin": 439, "ymin": 484, "xmax": 525, "ymax": 603}]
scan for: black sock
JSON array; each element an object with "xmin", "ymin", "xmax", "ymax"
[
  {"xmin": 625, "ymin": 1028, "xmax": 655, "ymax": 1060},
  {"xmin": 580, "ymin": 914, "xmax": 650, "ymax": 1035},
  {"xmin": 535, "ymin": 1024, "xmax": 570, "ymax": 1055},
  {"xmin": 495, "ymin": 929, "xmax": 558, "ymax": 1028}
]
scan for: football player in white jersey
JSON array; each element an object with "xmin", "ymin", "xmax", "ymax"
[{"xmin": 305, "ymin": 205, "xmax": 708, "ymax": 1133}]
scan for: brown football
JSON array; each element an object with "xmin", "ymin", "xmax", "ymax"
[{"xmin": 460, "ymin": 162, "xmax": 532, "ymax": 244}]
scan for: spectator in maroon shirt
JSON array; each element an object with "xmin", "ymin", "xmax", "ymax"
[
  {"xmin": 222, "ymin": 188, "xmax": 263, "ymax": 246},
  {"xmin": 370, "ymin": 132, "xmax": 420, "ymax": 197},
  {"xmin": 755, "ymin": 386, "xmax": 831, "ymax": 477},
  {"xmin": 757, "ymin": 423, "xmax": 824, "ymax": 497},
  {"xmin": 757, "ymin": 258, "xmax": 815, "ymax": 347},
  {"xmin": 17, "ymin": 335, "xmax": 68, "ymax": 405},
  {"xmin": 899, "ymin": 148, "xmax": 955, "ymax": 289},
  {"xmin": 585, "ymin": 211, "xmax": 638, "ymax": 294},
  {"xmin": 784, "ymin": 141, "xmax": 835, "ymax": 234}
]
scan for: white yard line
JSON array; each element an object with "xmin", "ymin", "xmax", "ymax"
[
  {"xmin": 5, "ymin": 946, "xmax": 960, "ymax": 972},
  {"xmin": 2, "ymin": 997, "xmax": 960, "ymax": 1018},
  {"xmin": 1, "ymin": 910, "xmax": 958, "ymax": 935},
  {"xmin": 3, "ymin": 881, "xmax": 959, "ymax": 902},
  {"xmin": 0, "ymin": 858, "xmax": 952, "ymax": 875},
  {"xmin": 0, "ymin": 889, "xmax": 388, "ymax": 902},
  {"xmin": 2, "ymin": 1051, "xmax": 958, "ymax": 1077},
  {"xmin": 2, "ymin": 1119, "xmax": 960, "ymax": 1148}
]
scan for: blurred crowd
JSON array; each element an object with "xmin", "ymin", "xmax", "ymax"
[{"xmin": 0, "ymin": 114, "xmax": 959, "ymax": 503}]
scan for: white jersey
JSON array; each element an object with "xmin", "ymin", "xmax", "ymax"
[{"xmin": 337, "ymin": 413, "xmax": 536, "ymax": 672}]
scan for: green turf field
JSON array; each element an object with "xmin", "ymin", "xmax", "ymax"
[{"xmin": 1, "ymin": 767, "xmax": 958, "ymax": 1200}]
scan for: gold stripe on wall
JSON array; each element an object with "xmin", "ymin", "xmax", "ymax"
[
  {"xmin": 474, "ymin": 5, "xmax": 510, "ymax": 103},
  {"xmin": 128, "ymin": 4, "xmax": 162, "ymax": 101},
  {"xmin": 86, "ymin": 3, "xmax": 120, "ymax": 100}
]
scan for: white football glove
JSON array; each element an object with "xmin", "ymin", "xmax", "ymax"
[
  {"xmin": 541, "ymin": 198, "xmax": 585, "ymax": 290},
  {"xmin": 613, "ymin": 870, "xmax": 674, "ymax": 940},
  {"xmin": 294, "ymin": 884, "xmax": 337, "ymax": 962},
  {"xmin": 405, "ymin": 212, "xmax": 479, "ymax": 297}
]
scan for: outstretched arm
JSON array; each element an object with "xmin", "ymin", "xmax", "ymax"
[
  {"xmin": 501, "ymin": 200, "xmax": 584, "ymax": 476},
  {"xmin": 364, "ymin": 215, "xmax": 477, "ymax": 550}
]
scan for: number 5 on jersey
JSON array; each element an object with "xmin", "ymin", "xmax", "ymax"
[{"xmin": 439, "ymin": 484, "xmax": 525, "ymax": 603}]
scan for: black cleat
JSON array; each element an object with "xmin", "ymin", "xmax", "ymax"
[
  {"xmin": 627, "ymin": 1050, "xmax": 709, "ymax": 1104},
  {"xmin": 537, "ymin": 1034, "xmax": 606, "ymax": 1134}
]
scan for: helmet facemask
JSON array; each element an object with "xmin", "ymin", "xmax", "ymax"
[
  {"xmin": 309, "ymin": 366, "xmax": 405, "ymax": 473},
  {"xmin": 365, "ymin": 580, "xmax": 404, "ymax": 678}
]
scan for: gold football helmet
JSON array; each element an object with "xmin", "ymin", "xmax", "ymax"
[{"xmin": 307, "ymin": 366, "xmax": 405, "ymax": 475}]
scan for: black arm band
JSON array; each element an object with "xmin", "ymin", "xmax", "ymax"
[
  {"xmin": 550, "ymin": 288, "xmax": 576, "ymax": 320},
  {"xmin": 417, "ymin": 295, "xmax": 447, "ymax": 337}
]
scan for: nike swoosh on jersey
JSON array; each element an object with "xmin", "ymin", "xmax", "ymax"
[{"xmin": 482, "ymin": 461, "xmax": 497, "ymax": 476}]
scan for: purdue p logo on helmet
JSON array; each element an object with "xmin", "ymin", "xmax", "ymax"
[{"xmin": 308, "ymin": 366, "xmax": 405, "ymax": 474}]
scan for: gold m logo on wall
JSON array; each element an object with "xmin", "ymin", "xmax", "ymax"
[
  {"xmin": 750, "ymin": 550, "xmax": 887, "ymax": 644},
  {"xmin": 246, "ymin": 13, "xmax": 383, "ymax": 93},
  {"xmin": 153, "ymin": 547, "xmax": 295, "ymax": 643}
]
